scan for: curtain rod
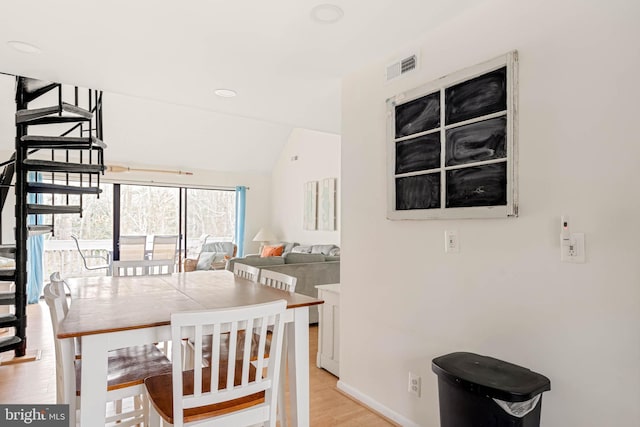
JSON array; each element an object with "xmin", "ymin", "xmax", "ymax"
[{"xmin": 102, "ymin": 177, "xmax": 249, "ymax": 191}]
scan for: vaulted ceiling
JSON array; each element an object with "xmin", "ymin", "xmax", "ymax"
[{"xmin": 0, "ymin": 0, "xmax": 484, "ymax": 172}]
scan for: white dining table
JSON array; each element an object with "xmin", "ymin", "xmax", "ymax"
[{"xmin": 57, "ymin": 270, "xmax": 323, "ymax": 427}]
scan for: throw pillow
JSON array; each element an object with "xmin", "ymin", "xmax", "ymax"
[
  {"xmin": 311, "ymin": 244, "xmax": 336, "ymax": 255},
  {"xmin": 260, "ymin": 245, "xmax": 284, "ymax": 257},
  {"xmin": 196, "ymin": 252, "xmax": 217, "ymax": 270},
  {"xmin": 328, "ymin": 247, "xmax": 341, "ymax": 256},
  {"xmin": 291, "ymin": 245, "xmax": 311, "ymax": 254}
]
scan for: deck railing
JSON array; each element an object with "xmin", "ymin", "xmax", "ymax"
[{"xmin": 43, "ymin": 239, "xmax": 112, "ymax": 278}]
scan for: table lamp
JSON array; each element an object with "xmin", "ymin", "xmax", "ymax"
[{"xmin": 252, "ymin": 227, "xmax": 277, "ymax": 247}]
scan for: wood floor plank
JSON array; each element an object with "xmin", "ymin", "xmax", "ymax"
[{"xmin": 0, "ymin": 301, "xmax": 396, "ymax": 426}]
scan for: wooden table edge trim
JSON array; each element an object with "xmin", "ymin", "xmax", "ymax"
[
  {"xmin": 57, "ymin": 321, "xmax": 169, "ymax": 339},
  {"xmin": 56, "ymin": 301, "xmax": 325, "ymax": 339}
]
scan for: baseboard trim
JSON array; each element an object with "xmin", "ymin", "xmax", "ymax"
[
  {"xmin": 337, "ymin": 380, "xmax": 421, "ymax": 427},
  {"xmin": 0, "ymin": 349, "xmax": 41, "ymax": 366}
]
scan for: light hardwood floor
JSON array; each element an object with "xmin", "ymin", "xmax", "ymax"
[{"xmin": 0, "ymin": 302, "xmax": 395, "ymax": 426}]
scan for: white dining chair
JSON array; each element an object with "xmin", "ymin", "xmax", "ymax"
[
  {"xmin": 258, "ymin": 269, "xmax": 297, "ymax": 292},
  {"xmin": 233, "ymin": 263, "xmax": 260, "ymax": 282},
  {"xmin": 44, "ymin": 273, "xmax": 172, "ymax": 426},
  {"xmin": 112, "ymin": 259, "xmax": 175, "ymax": 276},
  {"xmin": 144, "ymin": 300, "xmax": 287, "ymax": 426},
  {"xmin": 256, "ymin": 269, "xmax": 296, "ymax": 426}
]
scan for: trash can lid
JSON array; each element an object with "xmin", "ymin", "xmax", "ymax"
[{"xmin": 432, "ymin": 352, "xmax": 551, "ymax": 402}]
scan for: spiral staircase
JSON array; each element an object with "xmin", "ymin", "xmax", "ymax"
[{"xmin": 0, "ymin": 76, "xmax": 106, "ymax": 358}]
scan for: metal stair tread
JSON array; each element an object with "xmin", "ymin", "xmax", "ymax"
[
  {"xmin": 22, "ymin": 116, "xmax": 91, "ymax": 125},
  {"xmin": 26, "ymin": 204, "xmax": 82, "ymax": 215},
  {"xmin": 21, "ymin": 135, "xmax": 105, "ymax": 149},
  {"xmin": 0, "ymin": 290, "xmax": 15, "ymax": 305},
  {"xmin": 0, "ymin": 336, "xmax": 22, "ymax": 351},
  {"xmin": 16, "ymin": 102, "xmax": 93, "ymax": 124},
  {"xmin": 22, "ymin": 78, "xmax": 60, "ymax": 102},
  {"xmin": 27, "ymin": 182, "xmax": 102, "ymax": 195},
  {"xmin": 23, "ymin": 159, "xmax": 104, "ymax": 174},
  {"xmin": 27, "ymin": 225, "xmax": 53, "ymax": 236},
  {"xmin": 0, "ymin": 313, "xmax": 17, "ymax": 328},
  {"xmin": 0, "ymin": 245, "xmax": 16, "ymax": 258}
]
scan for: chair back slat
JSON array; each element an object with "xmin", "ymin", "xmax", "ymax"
[
  {"xmin": 259, "ymin": 269, "xmax": 297, "ymax": 292},
  {"xmin": 241, "ymin": 317, "xmax": 254, "ymax": 386},
  {"xmin": 227, "ymin": 322, "xmax": 239, "ymax": 389},
  {"xmin": 210, "ymin": 323, "xmax": 221, "ymax": 393},
  {"xmin": 169, "ymin": 300, "xmax": 287, "ymax": 426},
  {"xmin": 233, "ymin": 263, "xmax": 260, "ymax": 282}
]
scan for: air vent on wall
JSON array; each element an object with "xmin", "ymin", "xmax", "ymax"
[{"xmin": 386, "ymin": 53, "xmax": 419, "ymax": 82}]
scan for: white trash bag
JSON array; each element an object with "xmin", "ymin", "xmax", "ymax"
[{"xmin": 493, "ymin": 394, "xmax": 541, "ymax": 418}]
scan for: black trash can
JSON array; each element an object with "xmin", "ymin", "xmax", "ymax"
[{"xmin": 432, "ymin": 352, "xmax": 550, "ymax": 427}]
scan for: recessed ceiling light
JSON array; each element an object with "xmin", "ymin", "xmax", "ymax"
[
  {"xmin": 214, "ymin": 89, "xmax": 237, "ymax": 98},
  {"xmin": 7, "ymin": 40, "xmax": 42, "ymax": 54},
  {"xmin": 311, "ymin": 4, "xmax": 344, "ymax": 24}
]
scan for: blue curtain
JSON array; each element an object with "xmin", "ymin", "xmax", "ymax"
[
  {"xmin": 234, "ymin": 186, "xmax": 247, "ymax": 257},
  {"xmin": 26, "ymin": 172, "xmax": 44, "ymax": 304}
]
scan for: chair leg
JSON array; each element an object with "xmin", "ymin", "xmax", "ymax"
[
  {"xmin": 148, "ymin": 404, "xmax": 161, "ymax": 427},
  {"xmin": 277, "ymin": 334, "xmax": 288, "ymax": 427},
  {"xmin": 142, "ymin": 394, "xmax": 149, "ymax": 426}
]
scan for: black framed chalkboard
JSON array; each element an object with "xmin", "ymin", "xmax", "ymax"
[{"xmin": 387, "ymin": 51, "xmax": 518, "ymax": 219}]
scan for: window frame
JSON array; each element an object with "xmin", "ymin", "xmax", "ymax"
[{"xmin": 386, "ymin": 51, "xmax": 519, "ymax": 219}]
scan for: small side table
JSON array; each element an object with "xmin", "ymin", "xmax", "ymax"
[{"xmin": 315, "ymin": 283, "xmax": 341, "ymax": 377}]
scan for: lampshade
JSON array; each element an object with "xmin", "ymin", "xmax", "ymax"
[{"xmin": 252, "ymin": 227, "xmax": 277, "ymax": 242}]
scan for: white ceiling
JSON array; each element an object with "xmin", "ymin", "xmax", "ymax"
[{"xmin": 0, "ymin": 0, "xmax": 484, "ymax": 172}]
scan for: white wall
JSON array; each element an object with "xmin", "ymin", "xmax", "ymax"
[
  {"xmin": 340, "ymin": 1, "xmax": 640, "ymax": 426},
  {"xmin": 271, "ymin": 128, "xmax": 340, "ymax": 246}
]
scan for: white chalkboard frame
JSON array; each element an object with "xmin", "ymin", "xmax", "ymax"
[{"xmin": 386, "ymin": 51, "xmax": 518, "ymax": 220}]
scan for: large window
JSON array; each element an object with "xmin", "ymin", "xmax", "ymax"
[
  {"xmin": 185, "ymin": 189, "xmax": 236, "ymax": 259},
  {"xmin": 41, "ymin": 182, "xmax": 237, "ymax": 280},
  {"xmin": 119, "ymin": 184, "xmax": 180, "ymax": 257}
]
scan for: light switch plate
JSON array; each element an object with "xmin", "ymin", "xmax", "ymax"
[{"xmin": 445, "ymin": 230, "xmax": 459, "ymax": 253}]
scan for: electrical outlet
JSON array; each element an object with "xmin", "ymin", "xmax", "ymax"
[
  {"xmin": 561, "ymin": 232, "xmax": 585, "ymax": 263},
  {"xmin": 408, "ymin": 372, "xmax": 421, "ymax": 397}
]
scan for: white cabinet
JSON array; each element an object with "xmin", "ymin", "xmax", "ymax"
[{"xmin": 316, "ymin": 283, "xmax": 340, "ymax": 377}]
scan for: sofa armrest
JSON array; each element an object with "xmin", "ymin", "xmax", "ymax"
[{"xmin": 226, "ymin": 256, "xmax": 285, "ymax": 271}]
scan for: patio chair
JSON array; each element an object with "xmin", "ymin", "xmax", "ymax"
[
  {"xmin": 119, "ymin": 235, "xmax": 147, "ymax": 261},
  {"xmin": 151, "ymin": 234, "xmax": 179, "ymax": 263},
  {"xmin": 184, "ymin": 237, "xmax": 237, "ymax": 271},
  {"xmin": 71, "ymin": 234, "xmax": 111, "ymax": 274}
]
